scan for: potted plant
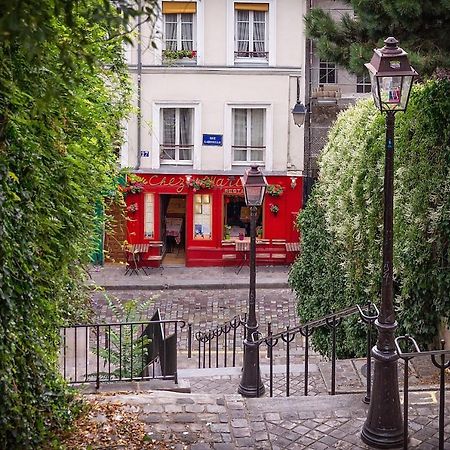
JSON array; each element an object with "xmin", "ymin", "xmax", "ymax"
[
  {"xmin": 224, "ymin": 225, "xmax": 231, "ymax": 240},
  {"xmin": 267, "ymin": 184, "xmax": 284, "ymax": 197},
  {"xmin": 256, "ymin": 226, "xmax": 263, "ymax": 238}
]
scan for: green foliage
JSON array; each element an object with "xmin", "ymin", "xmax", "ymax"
[
  {"xmin": 92, "ymin": 296, "xmax": 154, "ymax": 379},
  {"xmin": 0, "ymin": 1, "xmax": 156, "ymax": 447},
  {"xmin": 305, "ymin": 1, "xmax": 450, "ymax": 76},
  {"xmin": 290, "ymin": 80, "xmax": 450, "ymax": 356}
]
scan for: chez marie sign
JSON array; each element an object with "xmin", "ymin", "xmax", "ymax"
[{"xmin": 143, "ymin": 174, "xmax": 244, "ymax": 194}]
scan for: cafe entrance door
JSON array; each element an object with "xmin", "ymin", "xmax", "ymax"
[{"xmin": 160, "ymin": 194, "xmax": 186, "ymax": 266}]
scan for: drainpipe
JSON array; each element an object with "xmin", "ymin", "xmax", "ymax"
[
  {"xmin": 303, "ymin": 0, "xmax": 313, "ymax": 206},
  {"xmin": 136, "ymin": 5, "xmax": 142, "ymax": 170}
]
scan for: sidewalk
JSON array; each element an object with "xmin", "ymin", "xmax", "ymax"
[{"xmin": 88, "ymin": 263, "xmax": 290, "ymax": 290}]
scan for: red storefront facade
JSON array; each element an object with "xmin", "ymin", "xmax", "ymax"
[{"xmin": 125, "ymin": 173, "xmax": 303, "ymax": 267}]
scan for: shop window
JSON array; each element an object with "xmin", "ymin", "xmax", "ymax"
[
  {"xmin": 224, "ymin": 196, "xmax": 262, "ymax": 239},
  {"xmin": 193, "ymin": 194, "xmax": 212, "ymax": 239},
  {"xmin": 144, "ymin": 193, "xmax": 155, "ymax": 238},
  {"xmin": 232, "ymin": 108, "xmax": 265, "ymax": 164},
  {"xmin": 234, "ymin": 3, "xmax": 268, "ymax": 61}
]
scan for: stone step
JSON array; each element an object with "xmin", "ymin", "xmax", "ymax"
[{"xmin": 88, "ymin": 389, "xmax": 447, "ymax": 449}]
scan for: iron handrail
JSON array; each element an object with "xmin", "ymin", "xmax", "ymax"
[
  {"xmin": 253, "ymin": 304, "xmax": 365, "ymax": 345},
  {"xmin": 395, "ymin": 335, "xmax": 450, "ymax": 450}
]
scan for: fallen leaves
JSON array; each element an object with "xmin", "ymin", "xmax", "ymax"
[{"xmin": 59, "ymin": 398, "xmax": 177, "ymax": 449}]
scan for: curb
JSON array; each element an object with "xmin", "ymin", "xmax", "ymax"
[{"xmin": 94, "ymin": 281, "xmax": 290, "ymax": 291}]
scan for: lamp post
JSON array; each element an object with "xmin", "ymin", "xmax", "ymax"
[
  {"xmin": 361, "ymin": 37, "xmax": 418, "ymax": 448},
  {"xmin": 291, "ymin": 78, "xmax": 309, "ymax": 204},
  {"xmin": 238, "ymin": 165, "xmax": 267, "ymax": 397}
]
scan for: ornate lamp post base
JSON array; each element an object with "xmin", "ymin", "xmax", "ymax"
[
  {"xmin": 361, "ymin": 321, "xmax": 403, "ymax": 449},
  {"xmin": 238, "ymin": 340, "xmax": 265, "ymax": 397}
]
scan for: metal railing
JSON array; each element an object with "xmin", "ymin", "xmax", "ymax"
[
  {"xmin": 250, "ymin": 303, "xmax": 379, "ymax": 398},
  {"xmin": 60, "ymin": 318, "xmax": 185, "ymax": 389},
  {"xmin": 188, "ymin": 303, "xmax": 380, "ymax": 399},
  {"xmin": 191, "ymin": 314, "xmax": 247, "ymax": 369},
  {"xmin": 395, "ymin": 335, "xmax": 450, "ymax": 450}
]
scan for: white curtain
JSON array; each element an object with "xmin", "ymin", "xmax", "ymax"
[
  {"xmin": 179, "ymin": 108, "xmax": 192, "ymax": 160},
  {"xmin": 162, "ymin": 109, "xmax": 176, "ymax": 159},
  {"xmin": 233, "ymin": 109, "xmax": 247, "ymax": 161},
  {"xmin": 181, "ymin": 14, "xmax": 193, "ymax": 51},
  {"xmin": 251, "ymin": 109, "xmax": 265, "ymax": 162},
  {"xmin": 253, "ymin": 11, "xmax": 266, "ymax": 54},
  {"xmin": 236, "ymin": 10, "xmax": 249, "ymax": 53},
  {"xmin": 164, "ymin": 14, "xmax": 177, "ymax": 50}
]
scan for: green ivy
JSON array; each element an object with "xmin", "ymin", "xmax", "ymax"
[
  {"xmin": 0, "ymin": 1, "xmax": 157, "ymax": 447},
  {"xmin": 289, "ymin": 79, "xmax": 450, "ymax": 357}
]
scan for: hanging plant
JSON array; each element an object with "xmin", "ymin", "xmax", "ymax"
[
  {"xmin": 269, "ymin": 204, "xmax": 279, "ymax": 214},
  {"xmin": 187, "ymin": 177, "xmax": 215, "ymax": 191},
  {"xmin": 267, "ymin": 184, "xmax": 284, "ymax": 197},
  {"xmin": 121, "ymin": 175, "xmax": 146, "ymax": 195}
]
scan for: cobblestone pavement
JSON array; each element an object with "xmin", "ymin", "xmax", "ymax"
[{"xmin": 91, "ymin": 390, "xmax": 450, "ymax": 449}]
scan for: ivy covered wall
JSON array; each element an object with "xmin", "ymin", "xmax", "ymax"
[
  {"xmin": 0, "ymin": 2, "xmax": 141, "ymax": 447},
  {"xmin": 289, "ymin": 80, "xmax": 450, "ymax": 357}
]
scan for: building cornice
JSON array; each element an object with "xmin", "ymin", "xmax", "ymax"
[{"xmin": 128, "ymin": 65, "xmax": 302, "ymax": 76}]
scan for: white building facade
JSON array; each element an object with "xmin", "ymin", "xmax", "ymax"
[{"xmin": 121, "ymin": 0, "xmax": 307, "ymax": 267}]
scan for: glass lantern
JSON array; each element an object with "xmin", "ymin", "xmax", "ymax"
[{"xmin": 365, "ymin": 37, "xmax": 418, "ymax": 112}]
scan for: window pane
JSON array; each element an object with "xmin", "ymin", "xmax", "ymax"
[
  {"xmin": 233, "ymin": 109, "xmax": 247, "ymax": 146},
  {"xmin": 319, "ymin": 61, "xmax": 336, "ymax": 84},
  {"xmin": 236, "ymin": 10, "xmax": 249, "ymax": 53},
  {"xmin": 162, "ymin": 109, "xmax": 176, "ymax": 144},
  {"xmin": 165, "ymin": 14, "xmax": 177, "ymax": 50},
  {"xmin": 181, "ymin": 13, "xmax": 193, "ymax": 23},
  {"xmin": 194, "ymin": 194, "xmax": 212, "ymax": 239},
  {"xmin": 144, "ymin": 193, "xmax": 155, "ymax": 238},
  {"xmin": 234, "ymin": 149, "xmax": 247, "ymax": 161},
  {"xmin": 250, "ymin": 109, "xmax": 264, "ymax": 147},
  {"xmin": 250, "ymin": 148, "xmax": 264, "ymax": 161},
  {"xmin": 179, "ymin": 108, "xmax": 192, "ymax": 146}
]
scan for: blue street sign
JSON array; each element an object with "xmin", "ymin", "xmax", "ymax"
[{"xmin": 203, "ymin": 134, "xmax": 223, "ymax": 146}]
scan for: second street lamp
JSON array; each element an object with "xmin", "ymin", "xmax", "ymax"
[
  {"xmin": 361, "ymin": 37, "xmax": 418, "ymax": 448},
  {"xmin": 238, "ymin": 165, "xmax": 267, "ymax": 397}
]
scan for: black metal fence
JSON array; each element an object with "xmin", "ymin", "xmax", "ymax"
[
  {"xmin": 395, "ymin": 335, "xmax": 450, "ymax": 450},
  {"xmin": 60, "ymin": 317, "xmax": 185, "ymax": 389},
  {"xmin": 191, "ymin": 314, "xmax": 247, "ymax": 369}
]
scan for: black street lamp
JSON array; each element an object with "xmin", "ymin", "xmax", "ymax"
[
  {"xmin": 291, "ymin": 78, "xmax": 310, "ymax": 205},
  {"xmin": 361, "ymin": 37, "xmax": 418, "ymax": 448},
  {"xmin": 238, "ymin": 165, "xmax": 267, "ymax": 397}
]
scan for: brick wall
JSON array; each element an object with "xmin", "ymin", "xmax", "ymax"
[{"xmin": 104, "ymin": 200, "xmax": 126, "ymax": 263}]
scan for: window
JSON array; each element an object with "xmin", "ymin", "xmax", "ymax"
[
  {"xmin": 160, "ymin": 108, "xmax": 194, "ymax": 164},
  {"xmin": 162, "ymin": 2, "xmax": 196, "ymax": 61},
  {"xmin": 193, "ymin": 194, "xmax": 212, "ymax": 239},
  {"xmin": 232, "ymin": 108, "xmax": 265, "ymax": 164},
  {"xmin": 234, "ymin": 3, "xmax": 268, "ymax": 61},
  {"xmin": 144, "ymin": 193, "xmax": 155, "ymax": 238},
  {"xmin": 319, "ymin": 60, "xmax": 337, "ymax": 84},
  {"xmin": 357, "ymin": 73, "xmax": 371, "ymax": 93},
  {"xmin": 224, "ymin": 196, "xmax": 262, "ymax": 239}
]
